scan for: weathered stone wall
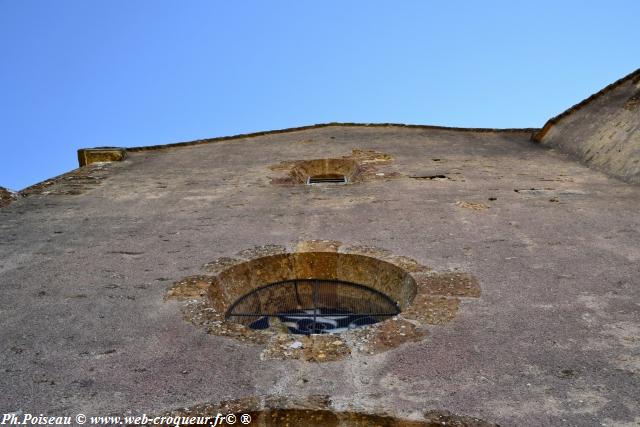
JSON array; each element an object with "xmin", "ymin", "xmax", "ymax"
[
  {"xmin": 3, "ymin": 121, "xmax": 640, "ymax": 425},
  {"xmin": 534, "ymin": 68, "xmax": 640, "ymax": 184}
]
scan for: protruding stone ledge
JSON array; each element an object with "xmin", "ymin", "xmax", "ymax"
[{"xmin": 77, "ymin": 147, "xmax": 127, "ymax": 166}]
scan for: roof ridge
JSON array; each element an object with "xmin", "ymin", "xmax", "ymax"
[{"xmin": 123, "ymin": 122, "xmax": 539, "ymax": 152}]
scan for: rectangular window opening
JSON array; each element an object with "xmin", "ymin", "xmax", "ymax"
[{"xmin": 306, "ymin": 175, "xmax": 348, "ymax": 185}]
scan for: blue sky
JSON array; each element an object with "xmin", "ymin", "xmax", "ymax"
[{"xmin": 1, "ymin": 1, "xmax": 639, "ymax": 190}]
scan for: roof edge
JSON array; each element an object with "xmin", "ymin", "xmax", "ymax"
[
  {"xmin": 0, "ymin": 186, "xmax": 20, "ymax": 208},
  {"xmin": 122, "ymin": 122, "xmax": 540, "ymax": 152},
  {"xmin": 533, "ymin": 67, "xmax": 640, "ymax": 142}
]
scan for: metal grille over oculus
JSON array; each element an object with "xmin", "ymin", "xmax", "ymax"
[{"xmin": 226, "ymin": 279, "xmax": 400, "ymax": 335}]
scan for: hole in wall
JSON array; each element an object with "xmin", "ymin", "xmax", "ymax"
[{"xmin": 410, "ymin": 174, "xmax": 450, "ymax": 180}]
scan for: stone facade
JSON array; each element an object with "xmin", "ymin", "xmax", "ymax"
[{"xmin": 1, "ymin": 71, "xmax": 639, "ymax": 426}]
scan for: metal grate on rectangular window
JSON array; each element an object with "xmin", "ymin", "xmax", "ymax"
[
  {"xmin": 226, "ymin": 279, "xmax": 400, "ymax": 335},
  {"xmin": 306, "ymin": 175, "xmax": 348, "ymax": 185}
]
